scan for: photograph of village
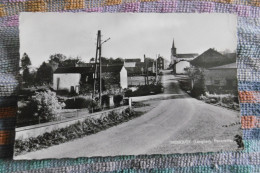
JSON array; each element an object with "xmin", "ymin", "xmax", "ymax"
[{"xmin": 14, "ymin": 13, "xmax": 243, "ymax": 159}]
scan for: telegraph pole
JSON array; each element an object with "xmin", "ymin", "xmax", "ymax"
[
  {"xmin": 93, "ymin": 30, "xmax": 110, "ymax": 106},
  {"xmin": 155, "ymin": 54, "xmax": 158, "ymax": 83},
  {"xmin": 93, "ymin": 30, "xmax": 102, "ymax": 106},
  {"xmin": 93, "ymin": 31, "xmax": 100, "ymax": 99},
  {"xmin": 98, "ymin": 30, "xmax": 102, "ymax": 106},
  {"xmin": 144, "ymin": 54, "xmax": 147, "ymax": 85}
]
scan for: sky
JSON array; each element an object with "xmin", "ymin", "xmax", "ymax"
[{"xmin": 20, "ymin": 13, "xmax": 237, "ymax": 67}]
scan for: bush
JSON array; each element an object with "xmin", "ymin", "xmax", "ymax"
[
  {"xmin": 113, "ymin": 95, "xmax": 123, "ymax": 107},
  {"xmin": 178, "ymin": 80, "xmax": 191, "ymax": 92},
  {"xmin": 101, "ymin": 95, "xmax": 110, "ymax": 107},
  {"xmin": 65, "ymin": 97, "xmax": 92, "ymax": 109},
  {"xmin": 56, "ymin": 89, "xmax": 70, "ymax": 96},
  {"xmin": 17, "ymin": 101, "xmax": 39, "ymax": 127},
  {"xmin": 89, "ymin": 100, "xmax": 102, "ymax": 112},
  {"xmin": 17, "ymin": 90, "xmax": 65, "ymax": 126},
  {"xmin": 33, "ymin": 90, "xmax": 65, "ymax": 122}
]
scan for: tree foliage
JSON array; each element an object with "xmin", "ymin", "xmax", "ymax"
[
  {"xmin": 187, "ymin": 67, "xmax": 206, "ymax": 97},
  {"xmin": 61, "ymin": 58, "xmax": 85, "ymax": 67},
  {"xmin": 21, "ymin": 53, "xmax": 31, "ymax": 69},
  {"xmin": 22, "ymin": 68, "xmax": 33, "ymax": 86},
  {"xmin": 49, "ymin": 54, "xmax": 85, "ymax": 68},
  {"xmin": 36, "ymin": 62, "xmax": 53, "ymax": 85},
  {"xmin": 21, "ymin": 53, "xmax": 34, "ymax": 87},
  {"xmin": 49, "ymin": 54, "xmax": 66, "ymax": 65},
  {"xmin": 17, "ymin": 90, "xmax": 65, "ymax": 126},
  {"xmin": 100, "ymin": 57, "xmax": 124, "ymax": 65},
  {"xmin": 33, "ymin": 90, "xmax": 65, "ymax": 122}
]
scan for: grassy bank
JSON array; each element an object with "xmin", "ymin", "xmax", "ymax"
[{"xmin": 15, "ymin": 108, "xmax": 142, "ymax": 156}]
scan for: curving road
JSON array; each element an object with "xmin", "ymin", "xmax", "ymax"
[{"xmin": 15, "ymin": 70, "xmax": 241, "ymax": 159}]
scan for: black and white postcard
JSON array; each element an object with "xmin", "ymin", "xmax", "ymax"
[{"xmin": 15, "ymin": 13, "xmax": 242, "ymax": 159}]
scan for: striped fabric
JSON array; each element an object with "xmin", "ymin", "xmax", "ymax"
[{"xmin": 0, "ymin": 0, "xmax": 259, "ymax": 172}]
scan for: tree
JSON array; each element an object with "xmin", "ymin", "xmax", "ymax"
[
  {"xmin": 101, "ymin": 57, "xmax": 109, "ymax": 65},
  {"xmin": 62, "ymin": 57, "xmax": 85, "ymax": 67},
  {"xmin": 113, "ymin": 58, "xmax": 124, "ymax": 65},
  {"xmin": 89, "ymin": 57, "xmax": 95, "ymax": 63},
  {"xmin": 48, "ymin": 53, "xmax": 66, "ymax": 70},
  {"xmin": 21, "ymin": 53, "xmax": 31, "ymax": 70},
  {"xmin": 22, "ymin": 68, "xmax": 33, "ymax": 87},
  {"xmin": 49, "ymin": 53, "xmax": 66, "ymax": 65},
  {"xmin": 187, "ymin": 67, "xmax": 206, "ymax": 97},
  {"xmin": 36, "ymin": 62, "xmax": 53, "ymax": 85}
]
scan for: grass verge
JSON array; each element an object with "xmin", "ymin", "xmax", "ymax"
[{"xmin": 14, "ymin": 108, "xmax": 142, "ymax": 156}]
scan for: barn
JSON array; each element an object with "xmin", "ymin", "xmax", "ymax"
[
  {"xmin": 53, "ymin": 65, "xmax": 128, "ymax": 94},
  {"xmin": 204, "ymin": 62, "xmax": 237, "ymax": 94}
]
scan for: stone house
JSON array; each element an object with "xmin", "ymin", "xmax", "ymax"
[
  {"xmin": 204, "ymin": 62, "xmax": 237, "ymax": 94},
  {"xmin": 53, "ymin": 65, "xmax": 128, "ymax": 94},
  {"xmin": 157, "ymin": 56, "xmax": 169, "ymax": 71}
]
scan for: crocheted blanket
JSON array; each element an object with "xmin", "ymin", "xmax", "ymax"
[{"xmin": 0, "ymin": 0, "xmax": 259, "ymax": 172}]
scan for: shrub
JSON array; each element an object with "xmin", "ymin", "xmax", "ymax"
[
  {"xmin": 101, "ymin": 95, "xmax": 110, "ymax": 107},
  {"xmin": 17, "ymin": 101, "xmax": 39, "ymax": 127},
  {"xmin": 17, "ymin": 90, "xmax": 65, "ymax": 126},
  {"xmin": 33, "ymin": 90, "xmax": 65, "ymax": 122},
  {"xmin": 56, "ymin": 89, "xmax": 70, "ymax": 96},
  {"xmin": 125, "ymin": 89, "xmax": 133, "ymax": 97},
  {"xmin": 113, "ymin": 95, "xmax": 123, "ymax": 107},
  {"xmin": 65, "ymin": 97, "xmax": 92, "ymax": 109}
]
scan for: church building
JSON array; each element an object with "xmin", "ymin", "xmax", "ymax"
[{"xmin": 171, "ymin": 39, "xmax": 198, "ymax": 74}]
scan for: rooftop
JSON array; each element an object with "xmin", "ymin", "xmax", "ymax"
[
  {"xmin": 54, "ymin": 65, "xmax": 124, "ymax": 74},
  {"xmin": 176, "ymin": 54, "xmax": 199, "ymax": 59},
  {"xmin": 190, "ymin": 48, "xmax": 236, "ymax": 68},
  {"xmin": 208, "ymin": 62, "xmax": 237, "ymax": 70}
]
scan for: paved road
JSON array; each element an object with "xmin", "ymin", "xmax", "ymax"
[{"xmin": 15, "ymin": 70, "xmax": 241, "ymax": 159}]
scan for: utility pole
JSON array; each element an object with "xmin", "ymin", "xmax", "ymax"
[
  {"xmin": 144, "ymin": 54, "xmax": 147, "ymax": 85},
  {"xmin": 93, "ymin": 30, "xmax": 102, "ymax": 107},
  {"xmin": 155, "ymin": 54, "xmax": 158, "ymax": 83},
  {"xmin": 98, "ymin": 31, "xmax": 102, "ymax": 106},
  {"xmin": 93, "ymin": 31, "xmax": 100, "ymax": 99}
]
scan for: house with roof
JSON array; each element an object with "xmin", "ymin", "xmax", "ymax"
[
  {"xmin": 171, "ymin": 39, "xmax": 198, "ymax": 74},
  {"xmin": 190, "ymin": 48, "xmax": 236, "ymax": 68},
  {"xmin": 125, "ymin": 57, "xmax": 156, "ymax": 76},
  {"xmin": 124, "ymin": 58, "xmax": 143, "ymax": 75},
  {"xmin": 124, "ymin": 58, "xmax": 141, "ymax": 68},
  {"xmin": 204, "ymin": 62, "xmax": 237, "ymax": 94},
  {"xmin": 157, "ymin": 56, "xmax": 170, "ymax": 71},
  {"xmin": 53, "ymin": 65, "xmax": 128, "ymax": 94},
  {"xmin": 188, "ymin": 48, "xmax": 237, "ymax": 94}
]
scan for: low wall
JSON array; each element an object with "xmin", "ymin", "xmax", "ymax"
[
  {"xmin": 131, "ymin": 94, "xmax": 183, "ymax": 102},
  {"xmin": 15, "ymin": 106, "xmax": 128, "ymax": 140}
]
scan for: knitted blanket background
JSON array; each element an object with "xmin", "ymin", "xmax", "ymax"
[{"xmin": 0, "ymin": 0, "xmax": 259, "ymax": 172}]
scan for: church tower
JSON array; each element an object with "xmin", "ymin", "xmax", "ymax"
[{"xmin": 171, "ymin": 38, "xmax": 177, "ymax": 64}]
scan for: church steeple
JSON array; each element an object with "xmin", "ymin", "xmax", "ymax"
[
  {"xmin": 171, "ymin": 38, "xmax": 177, "ymax": 64},
  {"xmin": 171, "ymin": 38, "xmax": 177, "ymax": 57},
  {"xmin": 172, "ymin": 39, "xmax": 175, "ymax": 49}
]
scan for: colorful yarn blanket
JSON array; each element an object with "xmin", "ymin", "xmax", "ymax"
[{"xmin": 0, "ymin": 0, "xmax": 259, "ymax": 172}]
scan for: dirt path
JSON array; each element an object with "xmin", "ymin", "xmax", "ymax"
[{"xmin": 15, "ymin": 71, "xmax": 241, "ymax": 159}]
